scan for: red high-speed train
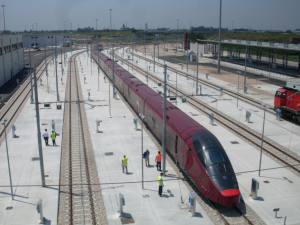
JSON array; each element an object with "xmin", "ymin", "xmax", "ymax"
[{"xmin": 91, "ymin": 46, "xmax": 240, "ymax": 207}]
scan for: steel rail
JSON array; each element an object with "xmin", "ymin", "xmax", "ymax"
[
  {"xmin": 113, "ymin": 51, "xmax": 300, "ymax": 176},
  {"xmin": 126, "ymin": 48, "xmax": 276, "ymax": 115},
  {"xmin": 0, "ymin": 57, "xmax": 53, "ymax": 141}
]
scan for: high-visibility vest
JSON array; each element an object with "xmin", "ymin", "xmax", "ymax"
[
  {"xmin": 156, "ymin": 154, "xmax": 162, "ymax": 162},
  {"xmin": 122, "ymin": 158, "xmax": 128, "ymax": 166},
  {"xmin": 51, "ymin": 132, "xmax": 56, "ymax": 140},
  {"xmin": 158, "ymin": 176, "xmax": 163, "ymax": 186}
]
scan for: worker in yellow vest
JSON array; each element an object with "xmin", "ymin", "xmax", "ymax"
[
  {"xmin": 51, "ymin": 130, "xmax": 56, "ymax": 146},
  {"xmin": 122, "ymin": 155, "xmax": 128, "ymax": 174},
  {"xmin": 158, "ymin": 173, "xmax": 164, "ymax": 197},
  {"xmin": 155, "ymin": 151, "xmax": 162, "ymax": 171}
]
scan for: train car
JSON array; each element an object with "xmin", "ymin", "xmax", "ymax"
[
  {"xmin": 91, "ymin": 46, "xmax": 240, "ymax": 207},
  {"xmin": 274, "ymin": 78, "xmax": 300, "ymax": 123}
]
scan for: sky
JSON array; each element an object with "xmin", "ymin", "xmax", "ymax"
[{"xmin": 0, "ymin": 0, "xmax": 299, "ymax": 31}]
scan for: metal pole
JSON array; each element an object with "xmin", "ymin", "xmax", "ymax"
[
  {"xmin": 258, "ymin": 106, "xmax": 267, "ymax": 177},
  {"xmin": 29, "ymin": 48, "xmax": 34, "ymax": 103},
  {"xmin": 176, "ymin": 71, "xmax": 178, "ymax": 103},
  {"xmin": 237, "ymin": 71, "xmax": 240, "ymax": 108},
  {"xmin": 164, "ymin": 37, "xmax": 166, "ymax": 64},
  {"xmin": 52, "ymin": 38, "xmax": 54, "ymax": 64},
  {"xmin": 217, "ymin": 0, "xmax": 222, "ymax": 74},
  {"xmin": 158, "ymin": 37, "xmax": 159, "ymax": 61},
  {"xmin": 244, "ymin": 45, "xmax": 248, "ymax": 93},
  {"xmin": 141, "ymin": 121, "xmax": 144, "ymax": 189},
  {"xmin": 98, "ymin": 39, "xmax": 100, "ymax": 91},
  {"xmin": 55, "ymin": 38, "xmax": 59, "ymax": 101},
  {"xmin": 44, "ymin": 41, "xmax": 49, "ymax": 93},
  {"xmin": 34, "ymin": 67, "xmax": 46, "ymax": 186},
  {"xmin": 113, "ymin": 41, "xmax": 115, "ymax": 98},
  {"xmin": 109, "ymin": 78, "xmax": 111, "ymax": 116},
  {"xmin": 186, "ymin": 49, "xmax": 188, "ymax": 72},
  {"xmin": 2, "ymin": 119, "xmax": 14, "ymax": 199},
  {"xmin": 1, "ymin": 5, "xmax": 6, "ymax": 31},
  {"xmin": 162, "ymin": 64, "xmax": 167, "ymax": 176},
  {"xmin": 196, "ymin": 43, "xmax": 199, "ymax": 94},
  {"xmin": 90, "ymin": 42, "xmax": 92, "ymax": 76},
  {"xmin": 131, "ymin": 39, "xmax": 133, "ymax": 62},
  {"xmin": 154, "ymin": 39, "xmax": 155, "ymax": 72},
  {"xmin": 61, "ymin": 42, "xmax": 63, "ymax": 79}
]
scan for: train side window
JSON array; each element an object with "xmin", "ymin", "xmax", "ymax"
[{"xmin": 175, "ymin": 135, "xmax": 178, "ymax": 155}]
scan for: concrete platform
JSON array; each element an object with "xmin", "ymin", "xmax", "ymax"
[
  {"xmin": 79, "ymin": 52, "xmax": 213, "ymax": 225},
  {"xmin": 116, "ymin": 48, "xmax": 300, "ymax": 157},
  {"xmin": 0, "ymin": 50, "xmax": 81, "ymax": 225},
  {"xmin": 109, "ymin": 48, "xmax": 300, "ymax": 224}
]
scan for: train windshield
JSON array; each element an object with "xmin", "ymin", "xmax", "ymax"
[
  {"xmin": 192, "ymin": 131, "xmax": 228, "ymax": 167},
  {"xmin": 275, "ymin": 91, "xmax": 282, "ymax": 98},
  {"xmin": 206, "ymin": 148, "xmax": 226, "ymax": 165}
]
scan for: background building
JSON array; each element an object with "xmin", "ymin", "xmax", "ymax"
[
  {"xmin": 77, "ymin": 27, "xmax": 94, "ymax": 32},
  {"xmin": 22, "ymin": 34, "xmax": 71, "ymax": 48},
  {"xmin": 0, "ymin": 35, "xmax": 24, "ymax": 87}
]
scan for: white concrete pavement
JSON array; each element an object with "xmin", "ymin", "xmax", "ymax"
[{"xmin": 109, "ymin": 48, "xmax": 300, "ymax": 225}]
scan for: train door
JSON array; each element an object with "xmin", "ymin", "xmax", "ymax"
[{"xmin": 175, "ymin": 135, "xmax": 178, "ymax": 163}]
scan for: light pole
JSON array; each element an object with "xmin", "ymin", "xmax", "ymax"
[
  {"xmin": 34, "ymin": 67, "xmax": 46, "ymax": 187},
  {"xmin": 177, "ymin": 18, "xmax": 179, "ymax": 52},
  {"xmin": 244, "ymin": 45, "xmax": 247, "ymax": 93},
  {"xmin": 217, "ymin": 0, "xmax": 222, "ymax": 74},
  {"xmin": 70, "ymin": 22, "xmax": 72, "ymax": 32},
  {"xmin": 162, "ymin": 64, "xmax": 167, "ymax": 176},
  {"xmin": 2, "ymin": 119, "xmax": 14, "ymax": 200},
  {"xmin": 258, "ymin": 104, "xmax": 269, "ymax": 176},
  {"xmin": 236, "ymin": 71, "xmax": 241, "ymax": 108},
  {"xmin": 232, "ymin": 21, "xmax": 234, "ymax": 31},
  {"xmin": 108, "ymin": 74, "xmax": 111, "ymax": 117},
  {"xmin": 95, "ymin": 18, "xmax": 98, "ymax": 31},
  {"xmin": 109, "ymin": 9, "xmax": 112, "ymax": 38},
  {"xmin": 196, "ymin": 43, "xmax": 199, "ymax": 94},
  {"xmin": 139, "ymin": 113, "xmax": 145, "ymax": 189},
  {"xmin": 1, "ymin": 5, "xmax": 5, "ymax": 32}
]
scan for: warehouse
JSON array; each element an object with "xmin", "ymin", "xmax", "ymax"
[
  {"xmin": 22, "ymin": 33, "xmax": 71, "ymax": 48},
  {"xmin": 0, "ymin": 35, "xmax": 24, "ymax": 87}
]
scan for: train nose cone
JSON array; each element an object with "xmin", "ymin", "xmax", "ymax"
[{"xmin": 219, "ymin": 189, "xmax": 240, "ymax": 207}]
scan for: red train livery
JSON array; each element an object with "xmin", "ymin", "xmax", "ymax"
[
  {"xmin": 91, "ymin": 46, "xmax": 240, "ymax": 207},
  {"xmin": 274, "ymin": 78, "xmax": 300, "ymax": 123}
]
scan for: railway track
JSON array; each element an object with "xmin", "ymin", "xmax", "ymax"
[
  {"xmin": 0, "ymin": 56, "xmax": 53, "ymax": 145},
  {"xmin": 126, "ymin": 47, "xmax": 276, "ymax": 115},
  {"xmin": 112, "ymin": 49, "xmax": 300, "ymax": 176},
  {"xmin": 58, "ymin": 52, "xmax": 107, "ymax": 225}
]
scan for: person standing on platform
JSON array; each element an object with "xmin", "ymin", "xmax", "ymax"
[
  {"xmin": 155, "ymin": 151, "xmax": 162, "ymax": 171},
  {"xmin": 51, "ymin": 130, "xmax": 56, "ymax": 146},
  {"xmin": 42, "ymin": 129, "xmax": 49, "ymax": 146},
  {"xmin": 122, "ymin": 155, "xmax": 128, "ymax": 174},
  {"xmin": 143, "ymin": 149, "xmax": 150, "ymax": 167},
  {"xmin": 158, "ymin": 173, "xmax": 164, "ymax": 197}
]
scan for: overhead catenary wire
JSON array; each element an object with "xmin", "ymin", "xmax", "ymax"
[{"xmin": 1, "ymin": 163, "xmax": 299, "ymax": 188}]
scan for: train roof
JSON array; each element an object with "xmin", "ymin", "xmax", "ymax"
[{"xmin": 95, "ymin": 49, "xmax": 207, "ymax": 140}]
